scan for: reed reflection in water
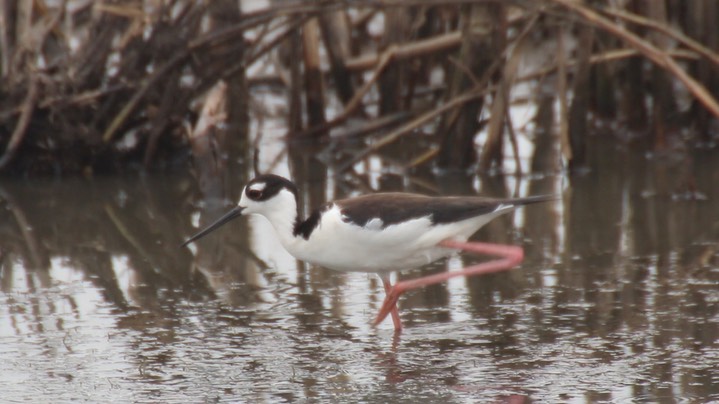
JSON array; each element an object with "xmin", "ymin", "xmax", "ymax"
[{"xmin": 0, "ymin": 147, "xmax": 717, "ymax": 402}]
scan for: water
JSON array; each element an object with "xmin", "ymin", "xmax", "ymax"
[{"xmin": 1, "ymin": 145, "xmax": 718, "ymax": 403}]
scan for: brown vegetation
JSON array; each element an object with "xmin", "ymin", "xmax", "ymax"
[{"xmin": 0, "ymin": 0, "xmax": 717, "ymax": 176}]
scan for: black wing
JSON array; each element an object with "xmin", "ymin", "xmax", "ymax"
[{"xmin": 335, "ymin": 193, "xmax": 543, "ymax": 227}]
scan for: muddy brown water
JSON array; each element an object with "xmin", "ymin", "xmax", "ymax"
[{"xmin": 0, "ymin": 146, "xmax": 717, "ymax": 403}]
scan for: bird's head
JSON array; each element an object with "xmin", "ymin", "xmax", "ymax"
[
  {"xmin": 239, "ymin": 174, "xmax": 298, "ymax": 215},
  {"xmin": 182, "ymin": 174, "xmax": 298, "ymax": 247}
]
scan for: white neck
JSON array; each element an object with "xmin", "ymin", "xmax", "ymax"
[
  {"xmin": 243, "ymin": 188, "xmax": 307, "ymax": 256},
  {"xmin": 264, "ymin": 205, "xmax": 301, "ymax": 247}
]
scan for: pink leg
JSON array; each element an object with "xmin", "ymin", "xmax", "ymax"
[
  {"xmin": 380, "ymin": 275, "xmax": 403, "ymax": 332},
  {"xmin": 374, "ymin": 240, "xmax": 524, "ymax": 326}
]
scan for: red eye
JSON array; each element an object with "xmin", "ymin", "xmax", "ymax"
[{"xmin": 247, "ymin": 189, "xmax": 262, "ymax": 199}]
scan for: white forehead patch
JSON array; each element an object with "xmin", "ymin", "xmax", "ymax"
[{"xmin": 249, "ymin": 182, "xmax": 266, "ymax": 192}]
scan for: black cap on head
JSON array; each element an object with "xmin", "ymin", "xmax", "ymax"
[{"xmin": 244, "ymin": 174, "xmax": 298, "ymax": 202}]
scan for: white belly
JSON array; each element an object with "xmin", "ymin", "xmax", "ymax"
[{"xmin": 282, "ymin": 205, "xmax": 499, "ymax": 273}]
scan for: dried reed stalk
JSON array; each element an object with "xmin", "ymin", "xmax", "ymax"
[{"xmin": 549, "ymin": 0, "xmax": 719, "ymax": 118}]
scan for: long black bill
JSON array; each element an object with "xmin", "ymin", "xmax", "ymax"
[{"xmin": 181, "ymin": 206, "xmax": 245, "ymax": 247}]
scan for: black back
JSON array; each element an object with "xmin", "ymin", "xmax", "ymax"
[
  {"xmin": 335, "ymin": 193, "xmax": 502, "ymax": 227},
  {"xmin": 293, "ymin": 192, "xmax": 555, "ymax": 239}
]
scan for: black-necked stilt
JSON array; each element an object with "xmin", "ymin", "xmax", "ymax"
[{"xmin": 183, "ymin": 174, "xmax": 555, "ymax": 332}]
